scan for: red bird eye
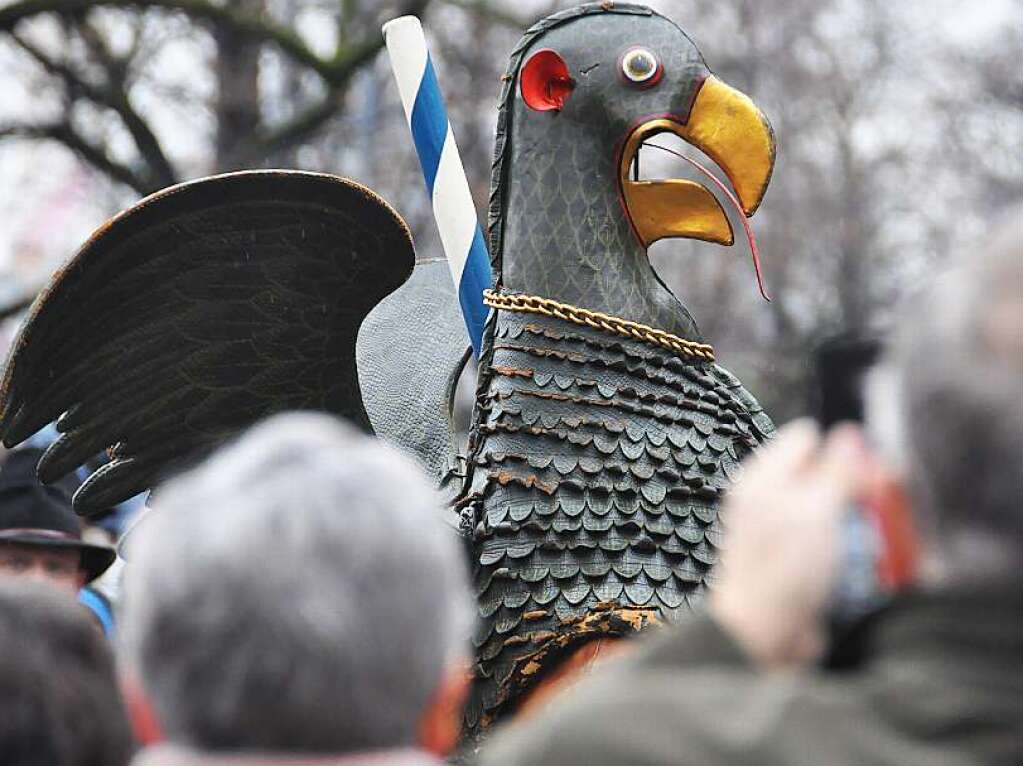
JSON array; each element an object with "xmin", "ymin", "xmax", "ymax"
[{"xmin": 520, "ymin": 49, "xmax": 575, "ymax": 112}]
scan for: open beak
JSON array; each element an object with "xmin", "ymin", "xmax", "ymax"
[{"xmin": 619, "ymin": 76, "xmax": 776, "ymax": 248}]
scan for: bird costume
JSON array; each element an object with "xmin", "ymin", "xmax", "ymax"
[{"xmin": 0, "ymin": 3, "xmax": 776, "ymax": 739}]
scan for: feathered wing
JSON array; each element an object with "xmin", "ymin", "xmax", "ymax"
[{"xmin": 0, "ymin": 171, "xmax": 415, "ymax": 515}]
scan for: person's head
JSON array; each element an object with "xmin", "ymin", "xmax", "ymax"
[
  {"xmin": 0, "ymin": 542, "xmax": 84, "ymax": 592},
  {"xmin": 0, "ymin": 578, "xmax": 134, "ymax": 766},
  {"xmin": 868, "ymin": 211, "xmax": 1023, "ymax": 585},
  {"xmin": 0, "ymin": 448, "xmax": 115, "ymax": 596},
  {"xmin": 120, "ymin": 412, "xmax": 472, "ymax": 757}
]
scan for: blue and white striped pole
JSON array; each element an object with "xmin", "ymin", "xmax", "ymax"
[{"xmin": 383, "ymin": 16, "xmax": 492, "ymax": 356}]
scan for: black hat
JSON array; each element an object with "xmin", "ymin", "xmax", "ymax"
[{"xmin": 0, "ymin": 449, "xmax": 115, "ymax": 583}]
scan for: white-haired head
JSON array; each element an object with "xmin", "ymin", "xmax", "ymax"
[{"xmin": 120, "ymin": 412, "xmax": 471, "ymax": 753}]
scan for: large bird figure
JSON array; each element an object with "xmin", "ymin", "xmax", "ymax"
[{"xmin": 0, "ymin": 2, "xmax": 775, "ymax": 739}]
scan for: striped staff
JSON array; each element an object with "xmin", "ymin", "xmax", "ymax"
[{"xmin": 382, "ymin": 15, "xmax": 492, "ymax": 356}]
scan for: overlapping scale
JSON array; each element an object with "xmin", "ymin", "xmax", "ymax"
[{"xmin": 465, "ymin": 311, "xmax": 772, "ymax": 734}]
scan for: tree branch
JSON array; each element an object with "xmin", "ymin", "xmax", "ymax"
[
  {"xmin": 441, "ymin": 0, "xmax": 530, "ymax": 29},
  {"xmin": 11, "ymin": 31, "xmax": 177, "ymax": 188},
  {"xmin": 0, "ymin": 0, "xmax": 439, "ymax": 88},
  {"xmin": 0, "ymin": 0, "xmax": 440, "ymax": 187},
  {"xmin": 0, "ymin": 0, "xmax": 334, "ymax": 79},
  {"xmin": 0, "ymin": 121, "xmax": 152, "ymax": 195},
  {"xmin": 74, "ymin": 15, "xmax": 131, "ymax": 87},
  {"xmin": 232, "ymin": 0, "xmax": 433, "ymax": 164},
  {"xmin": 231, "ymin": 91, "xmax": 342, "ymax": 168}
]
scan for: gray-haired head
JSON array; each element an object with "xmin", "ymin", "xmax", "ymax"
[
  {"xmin": 0, "ymin": 578, "xmax": 133, "ymax": 766},
  {"xmin": 868, "ymin": 210, "xmax": 1023, "ymax": 584},
  {"xmin": 120, "ymin": 412, "xmax": 471, "ymax": 754}
]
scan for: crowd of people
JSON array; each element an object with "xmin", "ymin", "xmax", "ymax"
[{"xmin": 2, "ymin": 217, "xmax": 1022, "ymax": 765}]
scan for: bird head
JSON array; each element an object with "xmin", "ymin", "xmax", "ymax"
[{"xmin": 490, "ymin": 3, "xmax": 776, "ymax": 305}]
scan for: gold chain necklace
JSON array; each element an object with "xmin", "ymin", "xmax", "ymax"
[{"xmin": 482, "ymin": 289, "xmax": 715, "ymax": 362}]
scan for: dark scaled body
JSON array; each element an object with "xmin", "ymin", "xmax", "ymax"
[
  {"xmin": 462, "ymin": 313, "xmax": 772, "ymax": 731},
  {"xmin": 459, "ymin": 4, "xmax": 774, "ymax": 733}
]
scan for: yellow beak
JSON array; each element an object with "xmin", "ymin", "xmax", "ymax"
[{"xmin": 620, "ymin": 76, "xmax": 777, "ymax": 248}]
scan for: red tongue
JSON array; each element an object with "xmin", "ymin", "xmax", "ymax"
[{"xmin": 644, "ymin": 142, "xmax": 771, "ymax": 302}]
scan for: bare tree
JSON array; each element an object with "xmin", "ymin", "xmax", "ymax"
[{"xmin": 0, "ymin": 0, "xmax": 426, "ymax": 195}]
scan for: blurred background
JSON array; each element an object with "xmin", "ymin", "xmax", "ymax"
[{"xmin": 0, "ymin": 0, "xmax": 1020, "ymax": 420}]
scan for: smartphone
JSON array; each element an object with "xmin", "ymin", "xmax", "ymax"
[{"xmin": 812, "ymin": 334, "xmax": 880, "ymax": 429}]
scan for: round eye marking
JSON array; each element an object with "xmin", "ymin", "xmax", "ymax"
[{"xmin": 620, "ymin": 47, "xmax": 662, "ymax": 87}]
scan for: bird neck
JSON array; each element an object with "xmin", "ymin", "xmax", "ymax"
[{"xmin": 497, "ymin": 116, "xmax": 701, "ymax": 341}]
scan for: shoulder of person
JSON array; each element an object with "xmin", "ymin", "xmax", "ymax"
[{"xmin": 478, "ymin": 615, "xmax": 901, "ymax": 766}]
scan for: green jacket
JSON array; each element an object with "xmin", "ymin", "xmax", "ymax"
[{"xmin": 479, "ymin": 585, "xmax": 1023, "ymax": 766}]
